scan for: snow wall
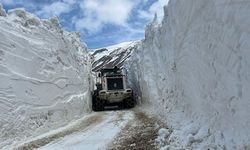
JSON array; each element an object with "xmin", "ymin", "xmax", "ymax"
[
  {"xmin": 125, "ymin": 0, "xmax": 250, "ymax": 149},
  {"xmin": 0, "ymin": 7, "xmax": 92, "ymax": 148}
]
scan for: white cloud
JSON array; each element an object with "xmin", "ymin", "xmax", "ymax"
[
  {"xmin": 0, "ymin": 0, "xmax": 15, "ymax": 5},
  {"xmin": 37, "ymin": 1, "xmax": 73, "ymax": 18},
  {"xmin": 138, "ymin": 0, "xmax": 169, "ymax": 21},
  {"xmin": 74, "ymin": 0, "xmax": 139, "ymax": 34},
  {"xmin": 73, "ymin": 0, "xmax": 169, "ymax": 34},
  {"xmin": 62, "ymin": 0, "xmax": 77, "ymax": 5}
]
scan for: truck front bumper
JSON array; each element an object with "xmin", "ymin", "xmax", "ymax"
[{"xmin": 98, "ymin": 90, "xmax": 132, "ymax": 103}]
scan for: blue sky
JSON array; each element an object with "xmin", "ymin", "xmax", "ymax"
[{"xmin": 0, "ymin": 0, "xmax": 168, "ymax": 49}]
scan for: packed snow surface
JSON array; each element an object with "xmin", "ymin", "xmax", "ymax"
[
  {"xmin": 125, "ymin": 0, "xmax": 250, "ymax": 149},
  {"xmin": 0, "ymin": 7, "xmax": 92, "ymax": 148},
  {"xmin": 37, "ymin": 111, "xmax": 133, "ymax": 150}
]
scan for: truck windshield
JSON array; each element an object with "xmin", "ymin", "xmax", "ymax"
[{"xmin": 107, "ymin": 78, "xmax": 123, "ymax": 90}]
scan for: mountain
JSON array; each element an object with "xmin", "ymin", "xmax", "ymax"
[
  {"xmin": 91, "ymin": 41, "xmax": 141, "ymax": 72},
  {"xmin": 0, "ymin": 7, "xmax": 92, "ymax": 148}
]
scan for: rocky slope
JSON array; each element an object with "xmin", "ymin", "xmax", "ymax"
[
  {"xmin": 91, "ymin": 41, "xmax": 140, "ymax": 72},
  {"xmin": 0, "ymin": 6, "xmax": 92, "ymax": 148},
  {"xmin": 125, "ymin": 0, "xmax": 250, "ymax": 149}
]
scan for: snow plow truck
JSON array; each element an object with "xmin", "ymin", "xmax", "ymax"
[{"xmin": 92, "ymin": 66, "xmax": 134, "ymax": 111}]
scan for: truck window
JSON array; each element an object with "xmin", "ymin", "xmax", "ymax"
[{"xmin": 107, "ymin": 78, "xmax": 123, "ymax": 90}]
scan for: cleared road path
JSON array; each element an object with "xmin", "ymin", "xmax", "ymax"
[
  {"xmin": 15, "ymin": 109, "xmax": 166, "ymax": 150},
  {"xmin": 15, "ymin": 110, "xmax": 134, "ymax": 150},
  {"xmin": 37, "ymin": 110, "xmax": 133, "ymax": 150}
]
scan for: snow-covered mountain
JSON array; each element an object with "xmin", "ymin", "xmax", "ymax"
[
  {"xmin": 0, "ymin": 6, "xmax": 92, "ymax": 148},
  {"xmin": 91, "ymin": 41, "xmax": 140, "ymax": 72},
  {"xmin": 125, "ymin": 0, "xmax": 250, "ymax": 149}
]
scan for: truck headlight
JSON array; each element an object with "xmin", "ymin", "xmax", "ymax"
[
  {"xmin": 126, "ymin": 89, "xmax": 132, "ymax": 93},
  {"xmin": 100, "ymin": 91, "xmax": 106, "ymax": 94}
]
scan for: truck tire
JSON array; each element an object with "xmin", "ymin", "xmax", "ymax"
[
  {"xmin": 124, "ymin": 98, "xmax": 135, "ymax": 109},
  {"xmin": 92, "ymin": 94, "xmax": 97, "ymax": 111},
  {"xmin": 118, "ymin": 102, "xmax": 125, "ymax": 109},
  {"xmin": 95, "ymin": 98, "xmax": 104, "ymax": 111}
]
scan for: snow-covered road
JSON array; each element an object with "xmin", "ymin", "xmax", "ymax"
[
  {"xmin": 12, "ymin": 109, "xmax": 168, "ymax": 150},
  {"xmin": 38, "ymin": 110, "xmax": 134, "ymax": 150},
  {"xmin": 15, "ymin": 110, "xmax": 134, "ymax": 150}
]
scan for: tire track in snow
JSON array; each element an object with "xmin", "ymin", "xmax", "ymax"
[
  {"xmin": 108, "ymin": 111, "xmax": 169, "ymax": 150},
  {"xmin": 14, "ymin": 110, "xmax": 134, "ymax": 150},
  {"xmin": 14, "ymin": 112, "xmax": 106, "ymax": 150},
  {"xmin": 37, "ymin": 110, "xmax": 134, "ymax": 150}
]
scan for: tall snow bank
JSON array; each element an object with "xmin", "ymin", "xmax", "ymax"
[
  {"xmin": 125, "ymin": 0, "xmax": 250, "ymax": 149},
  {"xmin": 0, "ymin": 8, "xmax": 92, "ymax": 148}
]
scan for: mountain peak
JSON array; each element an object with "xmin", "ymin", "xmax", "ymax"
[{"xmin": 91, "ymin": 40, "xmax": 141, "ymax": 72}]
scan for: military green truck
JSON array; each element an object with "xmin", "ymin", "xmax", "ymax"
[{"xmin": 92, "ymin": 66, "xmax": 134, "ymax": 111}]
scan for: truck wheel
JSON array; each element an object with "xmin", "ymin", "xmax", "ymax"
[
  {"xmin": 96, "ymin": 98, "xmax": 104, "ymax": 111},
  {"xmin": 118, "ymin": 102, "xmax": 125, "ymax": 109},
  {"xmin": 92, "ymin": 95, "xmax": 97, "ymax": 111},
  {"xmin": 128, "ymin": 98, "xmax": 135, "ymax": 108},
  {"xmin": 124, "ymin": 98, "xmax": 135, "ymax": 109}
]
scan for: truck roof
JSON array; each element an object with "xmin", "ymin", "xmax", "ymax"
[{"xmin": 100, "ymin": 66, "xmax": 122, "ymax": 76}]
